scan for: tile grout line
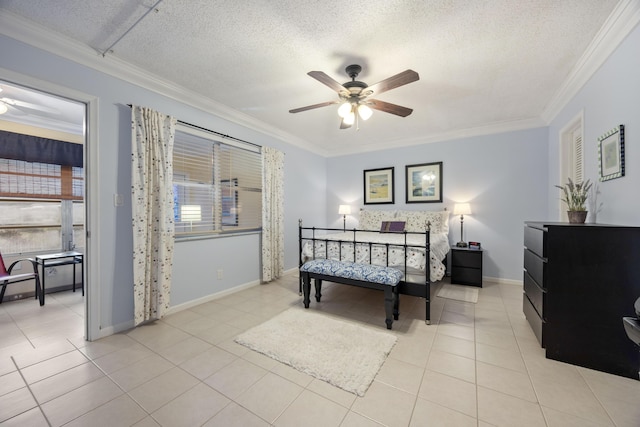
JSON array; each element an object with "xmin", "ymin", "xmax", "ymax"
[
  {"xmin": 64, "ymin": 338, "xmax": 156, "ymax": 426},
  {"xmin": 9, "ymin": 355, "xmax": 52, "ymax": 427}
]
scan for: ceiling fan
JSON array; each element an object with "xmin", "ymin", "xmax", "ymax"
[
  {"xmin": 0, "ymin": 87, "xmax": 59, "ymax": 116},
  {"xmin": 289, "ymin": 64, "xmax": 419, "ymax": 129}
]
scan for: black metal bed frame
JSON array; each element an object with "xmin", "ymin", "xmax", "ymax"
[{"xmin": 298, "ymin": 219, "xmax": 432, "ymax": 324}]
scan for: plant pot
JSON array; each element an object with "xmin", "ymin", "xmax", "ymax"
[{"xmin": 567, "ymin": 211, "xmax": 588, "ymax": 224}]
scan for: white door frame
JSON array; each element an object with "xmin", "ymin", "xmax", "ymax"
[
  {"xmin": 558, "ymin": 110, "xmax": 584, "ymax": 221},
  {"xmin": 0, "ymin": 67, "xmax": 101, "ymax": 341}
]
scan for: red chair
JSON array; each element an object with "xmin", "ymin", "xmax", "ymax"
[{"xmin": 0, "ymin": 253, "xmax": 42, "ymax": 305}]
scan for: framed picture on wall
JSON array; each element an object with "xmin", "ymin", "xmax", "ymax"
[
  {"xmin": 598, "ymin": 124, "xmax": 625, "ymax": 182},
  {"xmin": 363, "ymin": 167, "xmax": 394, "ymax": 204},
  {"xmin": 406, "ymin": 161, "xmax": 443, "ymax": 203}
]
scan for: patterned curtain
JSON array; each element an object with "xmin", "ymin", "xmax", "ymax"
[
  {"xmin": 131, "ymin": 106, "xmax": 176, "ymax": 325},
  {"xmin": 261, "ymin": 146, "xmax": 285, "ymax": 282}
]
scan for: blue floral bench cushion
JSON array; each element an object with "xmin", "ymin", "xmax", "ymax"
[{"xmin": 300, "ymin": 259, "xmax": 403, "ymax": 286}]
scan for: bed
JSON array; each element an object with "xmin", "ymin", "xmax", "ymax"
[{"xmin": 298, "ymin": 209, "xmax": 450, "ymax": 323}]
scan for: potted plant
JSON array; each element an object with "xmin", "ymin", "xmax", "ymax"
[{"xmin": 556, "ymin": 178, "xmax": 592, "ymax": 224}]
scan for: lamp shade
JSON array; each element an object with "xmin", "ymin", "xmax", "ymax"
[
  {"xmin": 338, "ymin": 205, "xmax": 351, "ymax": 215},
  {"xmin": 453, "ymin": 203, "xmax": 471, "ymax": 216},
  {"xmin": 337, "ymin": 102, "xmax": 352, "ymax": 118},
  {"xmin": 181, "ymin": 205, "xmax": 202, "ymax": 222},
  {"xmin": 357, "ymin": 104, "xmax": 373, "ymax": 120}
]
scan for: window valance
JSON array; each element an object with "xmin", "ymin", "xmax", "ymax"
[{"xmin": 0, "ymin": 130, "xmax": 83, "ymax": 168}]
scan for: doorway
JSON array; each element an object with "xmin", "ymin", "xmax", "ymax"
[{"xmin": 0, "ymin": 78, "xmax": 89, "ymax": 343}]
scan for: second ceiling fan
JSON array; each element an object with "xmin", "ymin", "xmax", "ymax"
[{"xmin": 289, "ymin": 64, "xmax": 419, "ymax": 129}]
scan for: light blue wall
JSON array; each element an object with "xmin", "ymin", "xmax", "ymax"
[
  {"xmin": 547, "ymin": 23, "xmax": 640, "ymax": 226},
  {"xmin": 326, "ymin": 128, "xmax": 549, "ymax": 281},
  {"xmin": 0, "ymin": 35, "xmax": 326, "ymax": 332},
  {"xmin": 2, "ymin": 20, "xmax": 637, "ymax": 331}
]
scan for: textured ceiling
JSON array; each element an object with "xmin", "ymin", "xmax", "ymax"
[{"xmin": 0, "ymin": 0, "xmax": 621, "ymax": 155}]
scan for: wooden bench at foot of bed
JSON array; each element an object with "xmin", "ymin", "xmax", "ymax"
[{"xmin": 300, "ymin": 259, "xmax": 403, "ymax": 329}]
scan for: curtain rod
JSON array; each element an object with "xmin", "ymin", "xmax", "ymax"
[{"xmin": 127, "ymin": 104, "xmax": 260, "ymax": 149}]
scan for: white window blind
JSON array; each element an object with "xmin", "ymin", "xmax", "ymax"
[
  {"xmin": 572, "ymin": 128, "xmax": 583, "ymax": 183},
  {"xmin": 173, "ymin": 126, "xmax": 262, "ymax": 236}
]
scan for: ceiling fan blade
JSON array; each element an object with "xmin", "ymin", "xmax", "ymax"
[
  {"xmin": 367, "ymin": 99, "xmax": 413, "ymax": 117},
  {"xmin": 289, "ymin": 100, "xmax": 339, "ymax": 114},
  {"xmin": 339, "ymin": 118, "xmax": 352, "ymax": 129},
  {"xmin": 308, "ymin": 71, "xmax": 349, "ymax": 95},
  {"xmin": 362, "ymin": 70, "xmax": 419, "ymax": 97}
]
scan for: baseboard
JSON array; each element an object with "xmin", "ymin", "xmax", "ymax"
[
  {"xmin": 165, "ymin": 279, "xmax": 261, "ymax": 316},
  {"xmin": 96, "ymin": 319, "xmax": 135, "ymax": 339},
  {"xmin": 483, "ymin": 276, "xmax": 523, "ymax": 286},
  {"xmin": 3, "ymin": 283, "xmax": 82, "ymax": 302}
]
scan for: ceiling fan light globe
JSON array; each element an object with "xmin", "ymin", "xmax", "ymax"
[
  {"xmin": 0, "ymin": 102, "xmax": 7, "ymax": 115},
  {"xmin": 337, "ymin": 102, "xmax": 352, "ymax": 118},
  {"xmin": 358, "ymin": 104, "xmax": 373, "ymax": 120},
  {"xmin": 344, "ymin": 112, "xmax": 355, "ymax": 125}
]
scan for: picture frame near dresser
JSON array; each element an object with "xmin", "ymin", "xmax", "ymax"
[{"xmin": 598, "ymin": 124, "xmax": 625, "ymax": 182}]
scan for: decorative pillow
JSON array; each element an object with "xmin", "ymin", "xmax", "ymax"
[
  {"xmin": 402, "ymin": 210, "xmax": 450, "ymax": 234},
  {"xmin": 358, "ymin": 209, "xmax": 396, "ymax": 231},
  {"xmin": 380, "ymin": 221, "xmax": 406, "ymax": 233}
]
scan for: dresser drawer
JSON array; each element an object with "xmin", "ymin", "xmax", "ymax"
[
  {"xmin": 523, "ymin": 294, "xmax": 544, "ymax": 346},
  {"xmin": 524, "ymin": 225, "xmax": 546, "ymax": 258},
  {"xmin": 524, "ymin": 248, "xmax": 546, "ymax": 288},
  {"xmin": 523, "ymin": 270, "xmax": 545, "ymax": 317}
]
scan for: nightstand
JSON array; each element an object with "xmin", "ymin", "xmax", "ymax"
[{"xmin": 450, "ymin": 247, "xmax": 483, "ymax": 287}]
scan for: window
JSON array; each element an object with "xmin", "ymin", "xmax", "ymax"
[
  {"xmin": 0, "ymin": 158, "xmax": 84, "ymax": 254},
  {"xmin": 173, "ymin": 125, "xmax": 262, "ymax": 236}
]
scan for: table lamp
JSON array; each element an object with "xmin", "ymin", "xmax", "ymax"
[
  {"xmin": 453, "ymin": 203, "xmax": 471, "ymax": 247},
  {"xmin": 181, "ymin": 205, "xmax": 202, "ymax": 232},
  {"xmin": 338, "ymin": 205, "xmax": 351, "ymax": 230}
]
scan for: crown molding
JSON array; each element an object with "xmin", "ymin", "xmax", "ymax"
[
  {"xmin": 0, "ymin": 11, "xmax": 323, "ymax": 156},
  {"xmin": 541, "ymin": 0, "xmax": 640, "ymax": 123},
  {"xmin": 328, "ymin": 117, "xmax": 547, "ymax": 157}
]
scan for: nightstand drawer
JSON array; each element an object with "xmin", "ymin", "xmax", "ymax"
[
  {"xmin": 451, "ymin": 250, "xmax": 482, "ymax": 269},
  {"xmin": 451, "ymin": 266, "xmax": 482, "ymax": 287}
]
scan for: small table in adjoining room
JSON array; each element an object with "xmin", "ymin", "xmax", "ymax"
[{"xmin": 35, "ymin": 251, "xmax": 84, "ymax": 305}]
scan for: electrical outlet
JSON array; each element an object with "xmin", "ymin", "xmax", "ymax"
[
  {"xmin": 217, "ymin": 269, "xmax": 223, "ymax": 280},
  {"xmin": 46, "ymin": 267, "xmax": 57, "ymax": 276},
  {"xmin": 114, "ymin": 193, "xmax": 124, "ymax": 206}
]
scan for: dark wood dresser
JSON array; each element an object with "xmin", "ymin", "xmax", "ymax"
[{"xmin": 523, "ymin": 221, "xmax": 640, "ymax": 380}]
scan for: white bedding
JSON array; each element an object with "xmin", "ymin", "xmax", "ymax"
[{"xmin": 301, "ymin": 231, "xmax": 449, "ymax": 282}]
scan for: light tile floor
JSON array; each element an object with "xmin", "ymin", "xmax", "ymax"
[{"xmin": 1, "ymin": 274, "xmax": 639, "ymax": 426}]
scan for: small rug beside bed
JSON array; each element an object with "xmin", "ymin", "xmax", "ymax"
[
  {"xmin": 436, "ymin": 283, "xmax": 479, "ymax": 303},
  {"xmin": 234, "ymin": 308, "xmax": 397, "ymax": 396}
]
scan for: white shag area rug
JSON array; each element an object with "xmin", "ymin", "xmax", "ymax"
[
  {"xmin": 436, "ymin": 283, "xmax": 479, "ymax": 303},
  {"xmin": 234, "ymin": 308, "xmax": 397, "ymax": 396}
]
